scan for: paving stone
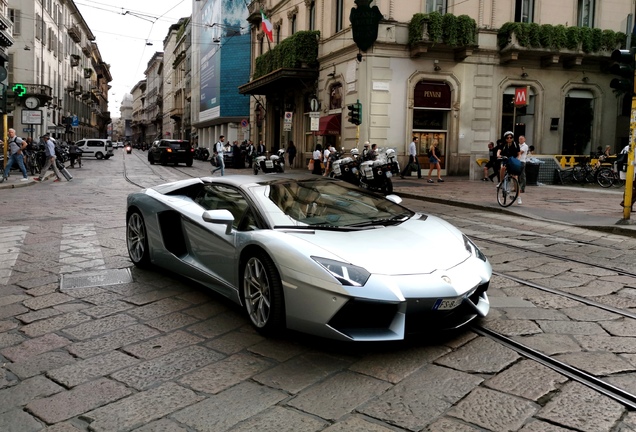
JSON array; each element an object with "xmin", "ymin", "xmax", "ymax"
[
  {"xmin": 52, "ymin": 303, "xmax": 88, "ymax": 313},
  {"xmin": 1, "ymin": 333, "xmax": 71, "ymax": 362},
  {"xmin": 62, "ymin": 287, "xmax": 105, "ymax": 299},
  {"xmin": 83, "ymin": 382, "xmax": 203, "ymax": 432},
  {"xmin": 600, "ymin": 319, "xmax": 636, "ymax": 337},
  {"xmin": 501, "ymin": 287, "xmax": 582, "ymax": 309},
  {"xmin": 518, "ymin": 420, "xmax": 574, "ymax": 432},
  {"xmin": 512, "ymin": 334, "xmax": 582, "ymax": 355},
  {"xmin": 0, "ymin": 294, "xmax": 30, "ymax": 307},
  {"xmin": 67, "ymin": 324, "xmax": 160, "ymax": 358},
  {"xmin": 61, "ymin": 313, "xmax": 137, "ymax": 340},
  {"xmin": 0, "ymin": 332, "xmax": 26, "ymax": 349},
  {"xmin": 182, "ymin": 302, "xmax": 228, "ymax": 320},
  {"xmin": 0, "ymin": 375, "xmax": 63, "ymax": 414},
  {"xmin": 434, "ymin": 337, "xmax": 521, "ymax": 373},
  {"xmin": 176, "ymin": 290, "xmax": 213, "ymax": 304},
  {"xmin": 448, "ymin": 387, "xmax": 539, "ymax": 431},
  {"xmin": 172, "ymin": 381, "xmax": 286, "ymax": 431},
  {"xmin": 359, "ymin": 364, "xmax": 482, "ymax": 431},
  {"xmin": 537, "ymin": 381, "xmax": 625, "ymax": 432},
  {"xmin": 180, "ymin": 352, "xmax": 272, "ymax": 394},
  {"xmin": 7, "ymin": 351, "xmax": 76, "ymax": 379},
  {"xmin": 111, "ymin": 345, "xmax": 224, "ymax": 390},
  {"xmin": 0, "ymin": 303, "xmax": 29, "ymax": 320},
  {"xmin": 0, "ymin": 367, "xmax": 17, "ymax": 389},
  {"xmin": 537, "ymin": 320, "xmax": 608, "ymax": 335},
  {"xmin": 560, "ymin": 305, "xmax": 621, "ymax": 322},
  {"xmin": 124, "ymin": 289, "xmax": 187, "ymax": 306},
  {"xmin": 0, "ymin": 409, "xmax": 44, "ymax": 432},
  {"xmin": 20, "ymin": 312, "xmax": 92, "ymax": 338},
  {"xmin": 288, "ymin": 371, "xmax": 391, "ymax": 421},
  {"xmin": 322, "ymin": 416, "xmax": 399, "ymax": 432},
  {"xmin": 575, "ymin": 334, "xmax": 636, "ymax": 353},
  {"xmin": 145, "ymin": 312, "xmax": 199, "ymax": 332},
  {"xmin": 25, "ymin": 284, "xmax": 58, "ymax": 297},
  {"xmin": 81, "ymin": 292, "xmax": 122, "ymax": 305},
  {"xmin": 0, "ymin": 320, "xmax": 17, "ymax": 332},
  {"xmin": 126, "ymin": 298, "xmax": 191, "ymax": 321},
  {"xmin": 81, "ymin": 300, "xmax": 134, "ymax": 318},
  {"xmin": 500, "ymin": 307, "xmax": 568, "ymax": 321},
  {"xmin": 16, "ymin": 308, "xmax": 62, "ymax": 324},
  {"xmin": 604, "ymin": 373, "xmax": 636, "ymax": 399},
  {"xmin": 348, "ymin": 345, "xmax": 449, "ymax": 384},
  {"xmin": 229, "ymin": 406, "xmax": 328, "ymax": 432},
  {"xmin": 131, "ymin": 419, "xmax": 188, "ymax": 432},
  {"xmin": 22, "ymin": 293, "xmax": 75, "ymax": 311},
  {"xmin": 247, "ymin": 338, "xmax": 308, "ymax": 362},
  {"xmin": 484, "ymin": 359, "xmax": 568, "ymax": 401},
  {"xmin": 554, "ymin": 351, "xmax": 635, "ymax": 375},
  {"xmin": 26, "ymin": 378, "xmax": 131, "ymax": 424},
  {"xmin": 482, "ymin": 318, "xmax": 542, "ymax": 336},
  {"xmin": 17, "ymin": 275, "xmax": 58, "ymax": 290},
  {"xmin": 47, "ymin": 351, "xmax": 139, "ymax": 387},
  {"xmin": 203, "ymin": 330, "xmax": 264, "ymax": 357},
  {"xmin": 121, "ymin": 330, "xmax": 203, "ymax": 359},
  {"xmin": 186, "ymin": 311, "xmax": 245, "ymax": 338},
  {"xmin": 43, "ymin": 423, "xmax": 83, "ymax": 432}
]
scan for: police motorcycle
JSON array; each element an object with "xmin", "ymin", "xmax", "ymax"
[
  {"xmin": 358, "ymin": 148, "xmax": 400, "ymax": 194},
  {"xmin": 194, "ymin": 147, "xmax": 209, "ymax": 161},
  {"xmin": 330, "ymin": 148, "xmax": 362, "ymax": 186},
  {"xmin": 253, "ymin": 148, "xmax": 285, "ymax": 175}
]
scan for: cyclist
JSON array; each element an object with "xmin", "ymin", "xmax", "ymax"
[{"xmin": 497, "ymin": 131, "xmax": 520, "ymax": 184}]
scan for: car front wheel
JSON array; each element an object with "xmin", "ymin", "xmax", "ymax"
[
  {"xmin": 243, "ymin": 253, "xmax": 284, "ymax": 334},
  {"xmin": 126, "ymin": 210, "xmax": 150, "ymax": 267}
]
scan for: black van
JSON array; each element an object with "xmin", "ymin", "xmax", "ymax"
[{"xmin": 148, "ymin": 140, "xmax": 194, "ymax": 166}]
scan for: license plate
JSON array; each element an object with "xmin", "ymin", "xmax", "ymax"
[
  {"xmin": 265, "ymin": 161, "xmax": 274, "ymax": 168},
  {"xmin": 432, "ymin": 297, "xmax": 462, "ymax": 311},
  {"xmin": 177, "ymin": 149, "xmax": 186, "ymax": 152},
  {"xmin": 386, "ymin": 171, "xmax": 392, "ymax": 178}
]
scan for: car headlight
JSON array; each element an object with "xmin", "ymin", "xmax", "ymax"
[
  {"xmin": 463, "ymin": 235, "xmax": 487, "ymax": 262},
  {"xmin": 312, "ymin": 257, "xmax": 371, "ymax": 287}
]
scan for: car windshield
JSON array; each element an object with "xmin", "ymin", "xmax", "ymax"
[{"xmin": 249, "ymin": 179, "xmax": 413, "ymax": 228}]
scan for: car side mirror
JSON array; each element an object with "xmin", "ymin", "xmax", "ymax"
[
  {"xmin": 202, "ymin": 209, "xmax": 234, "ymax": 234},
  {"xmin": 385, "ymin": 194, "xmax": 402, "ymax": 204}
]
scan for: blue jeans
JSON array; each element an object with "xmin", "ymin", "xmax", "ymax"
[
  {"xmin": 3, "ymin": 153, "xmax": 28, "ymax": 179},
  {"xmin": 212, "ymin": 154, "xmax": 225, "ymax": 176}
]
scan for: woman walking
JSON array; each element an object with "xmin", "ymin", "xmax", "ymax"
[
  {"xmin": 312, "ymin": 144, "xmax": 323, "ymax": 175},
  {"xmin": 427, "ymin": 139, "xmax": 443, "ymax": 183}
]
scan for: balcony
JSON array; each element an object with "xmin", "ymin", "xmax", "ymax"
[
  {"xmin": 170, "ymin": 107, "xmax": 184, "ymax": 121},
  {"xmin": 70, "ymin": 54, "xmax": 80, "ymax": 67},
  {"xmin": 82, "ymin": 43, "xmax": 91, "ymax": 56},
  {"xmin": 68, "ymin": 25, "xmax": 81, "ymax": 43},
  {"xmin": 16, "ymin": 84, "xmax": 53, "ymax": 102},
  {"xmin": 83, "ymin": 68, "xmax": 93, "ymax": 79},
  {"xmin": 408, "ymin": 12, "xmax": 477, "ymax": 61}
]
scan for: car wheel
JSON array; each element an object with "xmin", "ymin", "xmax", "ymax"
[
  {"xmin": 95, "ymin": 152, "xmax": 104, "ymax": 160},
  {"xmin": 186, "ymin": 160, "xmax": 193, "ymax": 167},
  {"xmin": 126, "ymin": 210, "xmax": 150, "ymax": 268},
  {"xmin": 243, "ymin": 252, "xmax": 285, "ymax": 335},
  {"xmin": 148, "ymin": 154, "xmax": 155, "ymax": 165},
  {"xmin": 160, "ymin": 155, "xmax": 168, "ymax": 166}
]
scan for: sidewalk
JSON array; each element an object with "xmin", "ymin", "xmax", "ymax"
[{"xmin": 391, "ymin": 174, "xmax": 636, "ymax": 236}]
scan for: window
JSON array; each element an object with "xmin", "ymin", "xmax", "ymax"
[
  {"xmin": 8, "ymin": 9, "xmax": 21, "ymax": 35},
  {"xmin": 514, "ymin": 0, "xmax": 534, "ymax": 23},
  {"xmin": 335, "ymin": 0, "xmax": 344, "ymax": 32},
  {"xmin": 426, "ymin": 0, "xmax": 446, "ymax": 14},
  {"xmin": 195, "ymin": 185, "xmax": 250, "ymax": 230},
  {"xmin": 578, "ymin": 0, "xmax": 594, "ymax": 27},
  {"xmin": 35, "ymin": 13, "xmax": 42, "ymax": 40},
  {"xmin": 309, "ymin": 1, "xmax": 316, "ymax": 31},
  {"xmin": 291, "ymin": 14, "xmax": 296, "ymax": 35}
]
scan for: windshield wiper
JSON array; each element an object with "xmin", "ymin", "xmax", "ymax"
[{"xmin": 347, "ymin": 213, "xmax": 411, "ymax": 228}]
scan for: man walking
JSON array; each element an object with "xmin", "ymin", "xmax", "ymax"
[
  {"xmin": 1, "ymin": 128, "xmax": 30, "ymax": 182},
  {"xmin": 33, "ymin": 133, "xmax": 62, "ymax": 182},
  {"xmin": 401, "ymin": 136, "xmax": 421, "ymax": 179},
  {"xmin": 212, "ymin": 135, "xmax": 226, "ymax": 176},
  {"xmin": 517, "ymin": 135, "xmax": 528, "ymax": 205}
]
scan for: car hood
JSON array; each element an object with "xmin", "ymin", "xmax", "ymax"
[{"xmin": 286, "ymin": 215, "xmax": 470, "ymax": 275}]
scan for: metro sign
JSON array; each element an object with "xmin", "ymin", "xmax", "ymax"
[{"xmin": 514, "ymin": 87, "xmax": 528, "ymax": 107}]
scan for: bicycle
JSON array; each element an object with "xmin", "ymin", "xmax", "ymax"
[
  {"xmin": 596, "ymin": 164, "xmax": 624, "ymax": 188},
  {"xmin": 496, "ymin": 160, "xmax": 519, "ymax": 207}
]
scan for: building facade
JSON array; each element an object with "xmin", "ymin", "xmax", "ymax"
[{"xmin": 239, "ymin": 0, "xmax": 633, "ymax": 176}]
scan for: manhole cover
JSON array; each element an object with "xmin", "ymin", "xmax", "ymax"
[{"xmin": 61, "ymin": 268, "xmax": 133, "ymax": 291}]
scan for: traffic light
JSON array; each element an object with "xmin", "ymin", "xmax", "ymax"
[
  {"xmin": 5, "ymin": 90, "xmax": 16, "ymax": 113},
  {"xmin": 347, "ymin": 101, "xmax": 361, "ymax": 125},
  {"xmin": 609, "ymin": 48, "xmax": 636, "ymax": 94}
]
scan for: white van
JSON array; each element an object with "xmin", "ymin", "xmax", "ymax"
[{"xmin": 75, "ymin": 139, "xmax": 114, "ymax": 160}]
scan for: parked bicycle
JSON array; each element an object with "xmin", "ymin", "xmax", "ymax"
[{"xmin": 596, "ymin": 164, "xmax": 624, "ymax": 188}]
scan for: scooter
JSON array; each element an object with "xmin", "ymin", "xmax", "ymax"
[
  {"xmin": 194, "ymin": 147, "xmax": 209, "ymax": 161},
  {"xmin": 358, "ymin": 148, "xmax": 400, "ymax": 194},
  {"xmin": 253, "ymin": 149, "xmax": 285, "ymax": 175}
]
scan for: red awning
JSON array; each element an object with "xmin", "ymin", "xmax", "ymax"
[{"xmin": 318, "ymin": 114, "xmax": 341, "ymax": 136}]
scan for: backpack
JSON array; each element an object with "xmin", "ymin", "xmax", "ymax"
[{"xmin": 427, "ymin": 148, "xmax": 433, "ymax": 158}]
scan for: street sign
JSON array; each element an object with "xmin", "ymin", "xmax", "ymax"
[
  {"xmin": 22, "ymin": 109, "xmax": 43, "ymax": 125},
  {"xmin": 240, "ymin": 118, "xmax": 248, "ymax": 128},
  {"xmin": 310, "ymin": 117, "xmax": 319, "ymax": 131},
  {"xmin": 23, "ymin": 127, "xmax": 34, "ymax": 133}
]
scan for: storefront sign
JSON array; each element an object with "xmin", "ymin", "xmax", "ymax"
[
  {"xmin": 515, "ymin": 87, "xmax": 528, "ymax": 107},
  {"xmin": 414, "ymin": 82, "xmax": 451, "ymax": 109}
]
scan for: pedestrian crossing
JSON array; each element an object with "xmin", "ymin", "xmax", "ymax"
[{"xmin": 0, "ymin": 224, "xmax": 106, "ymax": 285}]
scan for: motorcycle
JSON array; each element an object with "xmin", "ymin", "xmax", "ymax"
[
  {"xmin": 358, "ymin": 148, "xmax": 400, "ymax": 194},
  {"xmin": 253, "ymin": 148, "xmax": 285, "ymax": 175},
  {"xmin": 125, "ymin": 144, "xmax": 133, "ymax": 154},
  {"xmin": 330, "ymin": 148, "xmax": 362, "ymax": 186},
  {"xmin": 194, "ymin": 147, "xmax": 209, "ymax": 161}
]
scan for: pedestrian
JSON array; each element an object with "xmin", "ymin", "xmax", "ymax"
[
  {"xmin": 286, "ymin": 140, "xmax": 296, "ymax": 167},
  {"xmin": 517, "ymin": 135, "xmax": 528, "ymax": 205},
  {"xmin": 256, "ymin": 140, "xmax": 266, "ymax": 156},
  {"xmin": 68, "ymin": 141, "xmax": 82, "ymax": 168},
  {"xmin": 232, "ymin": 141, "xmax": 242, "ymax": 168},
  {"xmin": 367, "ymin": 143, "xmax": 378, "ymax": 161},
  {"xmin": 401, "ymin": 136, "xmax": 421, "ymax": 179},
  {"xmin": 311, "ymin": 144, "xmax": 323, "ymax": 175},
  {"xmin": 482, "ymin": 142, "xmax": 497, "ymax": 182},
  {"xmin": 246, "ymin": 140, "xmax": 255, "ymax": 167},
  {"xmin": 322, "ymin": 145, "xmax": 331, "ymax": 176},
  {"xmin": 427, "ymin": 139, "xmax": 443, "ymax": 183},
  {"xmin": 497, "ymin": 131, "xmax": 520, "ymax": 183},
  {"xmin": 1, "ymin": 128, "xmax": 29, "ymax": 182},
  {"xmin": 33, "ymin": 133, "xmax": 63, "ymax": 182},
  {"xmin": 212, "ymin": 135, "xmax": 226, "ymax": 176}
]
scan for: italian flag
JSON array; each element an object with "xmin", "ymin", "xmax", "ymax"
[{"xmin": 261, "ymin": 10, "xmax": 273, "ymax": 42}]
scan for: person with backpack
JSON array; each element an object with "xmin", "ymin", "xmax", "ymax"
[
  {"xmin": 1, "ymin": 128, "xmax": 30, "ymax": 182},
  {"xmin": 212, "ymin": 135, "xmax": 226, "ymax": 176}
]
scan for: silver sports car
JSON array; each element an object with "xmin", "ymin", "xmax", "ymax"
[{"xmin": 126, "ymin": 174, "xmax": 491, "ymax": 342}]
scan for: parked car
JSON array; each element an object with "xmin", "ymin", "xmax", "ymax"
[
  {"xmin": 147, "ymin": 139, "xmax": 193, "ymax": 166},
  {"xmin": 125, "ymin": 174, "xmax": 491, "ymax": 341},
  {"xmin": 75, "ymin": 139, "xmax": 114, "ymax": 160}
]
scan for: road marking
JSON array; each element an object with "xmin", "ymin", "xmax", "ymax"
[
  {"xmin": 0, "ymin": 226, "xmax": 28, "ymax": 285},
  {"xmin": 60, "ymin": 224, "xmax": 105, "ymax": 274}
]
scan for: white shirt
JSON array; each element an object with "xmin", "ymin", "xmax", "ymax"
[
  {"xmin": 313, "ymin": 149, "xmax": 322, "ymax": 159},
  {"xmin": 519, "ymin": 143, "xmax": 528, "ymax": 163},
  {"xmin": 215, "ymin": 141, "xmax": 224, "ymax": 155},
  {"xmin": 323, "ymin": 149, "xmax": 330, "ymax": 163},
  {"xmin": 408, "ymin": 141, "xmax": 417, "ymax": 157}
]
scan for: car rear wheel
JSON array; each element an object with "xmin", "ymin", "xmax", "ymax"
[
  {"xmin": 126, "ymin": 211, "xmax": 150, "ymax": 268},
  {"xmin": 95, "ymin": 152, "xmax": 104, "ymax": 160},
  {"xmin": 148, "ymin": 154, "xmax": 155, "ymax": 164},
  {"xmin": 243, "ymin": 253, "xmax": 284, "ymax": 334},
  {"xmin": 186, "ymin": 160, "xmax": 193, "ymax": 167}
]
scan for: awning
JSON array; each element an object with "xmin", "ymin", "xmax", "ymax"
[{"xmin": 318, "ymin": 114, "xmax": 341, "ymax": 136}]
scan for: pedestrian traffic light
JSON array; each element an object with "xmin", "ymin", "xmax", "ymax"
[
  {"xmin": 5, "ymin": 89, "xmax": 16, "ymax": 113},
  {"xmin": 609, "ymin": 48, "xmax": 636, "ymax": 95},
  {"xmin": 347, "ymin": 101, "xmax": 361, "ymax": 125}
]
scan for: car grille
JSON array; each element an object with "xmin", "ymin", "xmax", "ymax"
[{"xmin": 328, "ymin": 300, "xmax": 399, "ymax": 335}]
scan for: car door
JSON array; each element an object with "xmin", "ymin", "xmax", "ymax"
[
  {"xmin": 181, "ymin": 184, "xmax": 250, "ymax": 295},
  {"xmin": 77, "ymin": 140, "xmax": 93, "ymax": 157}
]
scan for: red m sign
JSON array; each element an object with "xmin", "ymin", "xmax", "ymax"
[{"xmin": 515, "ymin": 87, "xmax": 528, "ymax": 107}]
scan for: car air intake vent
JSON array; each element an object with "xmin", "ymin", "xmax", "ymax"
[{"xmin": 417, "ymin": 214, "xmax": 428, "ymax": 221}]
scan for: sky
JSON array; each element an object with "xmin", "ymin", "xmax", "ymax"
[{"xmin": 74, "ymin": 0, "xmax": 193, "ymax": 117}]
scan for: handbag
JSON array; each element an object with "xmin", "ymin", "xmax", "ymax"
[
  {"xmin": 507, "ymin": 156, "xmax": 522, "ymax": 175},
  {"xmin": 308, "ymin": 159, "xmax": 314, "ymax": 170}
]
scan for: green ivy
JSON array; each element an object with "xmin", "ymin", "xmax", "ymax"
[
  {"xmin": 253, "ymin": 31, "xmax": 320, "ymax": 79},
  {"xmin": 408, "ymin": 12, "xmax": 475, "ymax": 47},
  {"xmin": 498, "ymin": 22, "xmax": 625, "ymax": 52}
]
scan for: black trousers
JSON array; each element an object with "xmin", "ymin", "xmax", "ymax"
[{"xmin": 401, "ymin": 155, "xmax": 421, "ymax": 178}]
